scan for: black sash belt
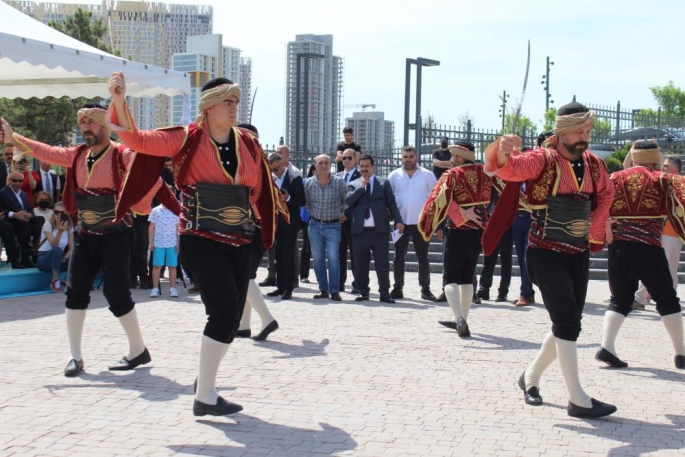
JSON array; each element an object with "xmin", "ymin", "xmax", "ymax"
[
  {"xmin": 186, "ymin": 182, "xmax": 256, "ymax": 237},
  {"xmin": 74, "ymin": 193, "xmax": 129, "ymax": 233},
  {"xmin": 543, "ymin": 195, "xmax": 591, "ymax": 245}
]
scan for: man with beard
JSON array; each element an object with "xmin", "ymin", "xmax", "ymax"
[
  {"xmin": 1, "ymin": 104, "xmax": 173, "ymax": 377},
  {"xmin": 107, "ymin": 72, "xmax": 282, "ymax": 416},
  {"xmin": 419, "ymin": 140, "xmax": 490, "ymax": 336},
  {"xmin": 596, "ymin": 140, "xmax": 685, "ymax": 370},
  {"xmin": 483, "ymin": 101, "xmax": 616, "ymax": 419}
]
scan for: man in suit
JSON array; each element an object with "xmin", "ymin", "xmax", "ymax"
[
  {"xmin": 1, "ymin": 144, "xmax": 12, "ymax": 189},
  {"xmin": 336, "ymin": 148, "xmax": 361, "ymax": 293},
  {"xmin": 0, "ymin": 198, "xmax": 23, "ymax": 268},
  {"xmin": 34, "ymin": 160, "xmax": 62, "ymax": 204},
  {"xmin": 345, "ymin": 154, "xmax": 404, "ymax": 303},
  {"xmin": 266, "ymin": 153, "xmax": 304, "ymax": 300},
  {"xmin": 0, "ymin": 171, "xmax": 44, "ymax": 266}
]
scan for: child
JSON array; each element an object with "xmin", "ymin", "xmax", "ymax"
[{"xmin": 148, "ymin": 203, "xmax": 180, "ymax": 297}]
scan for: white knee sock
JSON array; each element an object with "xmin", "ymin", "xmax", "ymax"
[
  {"xmin": 66, "ymin": 309, "xmax": 86, "ymax": 361},
  {"xmin": 556, "ymin": 338, "xmax": 592, "ymax": 408},
  {"xmin": 601, "ymin": 311, "xmax": 626, "ymax": 356},
  {"xmin": 444, "ymin": 283, "xmax": 462, "ymax": 321},
  {"xmin": 196, "ymin": 335, "xmax": 230, "ymax": 405},
  {"xmin": 238, "ymin": 298, "xmax": 252, "ymax": 331},
  {"xmin": 662, "ymin": 312, "xmax": 685, "ymax": 356},
  {"xmin": 525, "ymin": 331, "xmax": 557, "ymax": 388},
  {"xmin": 117, "ymin": 309, "xmax": 146, "ymax": 360},
  {"xmin": 247, "ymin": 279, "xmax": 275, "ymax": 329},
  {"xmin": 460, "ymin": 284, "xmax": 474, "ymax": 321}
]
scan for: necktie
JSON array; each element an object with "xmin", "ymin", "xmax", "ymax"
[
  {"xmin": 44, "ymin": 172, "xmax": 52, "ymax": 194},
  {"xmin": 364, "ymin": 183, "xmax": 371, "ymax": 219},
  {"xmin": 343, "ymin": 172, "xmax": 348, "ymax": 183}
]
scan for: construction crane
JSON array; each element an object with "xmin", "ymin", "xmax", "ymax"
[{"xmin": 343, "ymin": 103, "xmax": 376, "ymax": 111}]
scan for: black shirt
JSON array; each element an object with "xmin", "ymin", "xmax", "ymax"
[
  {"xmin": 336, "ymin": 141, "xmax": 362, "ymax": 173},
  {"xmin": 432, "ymin": 148, "xmax": 451, "ymax": 180}
]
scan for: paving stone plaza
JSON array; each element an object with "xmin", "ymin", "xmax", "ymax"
[{"xmin": 1, "ymin": 271, "xmax": 684, "ymax": 456}]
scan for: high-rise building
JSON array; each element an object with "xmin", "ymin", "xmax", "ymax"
[
  {"xmin": 7, "ymin": 1, "xmax": 213, "ymax": 129},
  {"xmin": 345, "ymin": 112, "xmax": 395, "ymax": 153},
  {"xmin": 284, "ymin": 34, "xmax": 343, "ymax": 157},
  {"xmin": 170, "ymin": 34, "xmax": 252, "ymax": 126}
]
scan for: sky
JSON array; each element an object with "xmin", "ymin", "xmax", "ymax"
[{"xmin": 46, "ymin": 0, "xmax": 685, "ymax": 148}]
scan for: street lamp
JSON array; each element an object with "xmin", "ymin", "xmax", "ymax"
[
  {"xmin": 541, "ymin": 56, "xmax": 554, "ymax": 111},
  {"xmin": 498, "ymin": 90, "xmax": 510, "ymax": 131},
  {"xmin": 403, "ymin": 57, "xmax": 440, "ymax": 148},
  {"xmin": 295, "ymin": 52, "xmax": 324, "ymax": 157}
]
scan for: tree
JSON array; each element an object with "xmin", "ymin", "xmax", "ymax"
[
  {"xmin": 458, "ymin": 111, "xmax": 476, "ymax": 130},
  {"xmin": 650, "ymin": 81, "xmax": 685, "ymax": 119},
  {"xmin": 541, "ymin": 108, "xmax": 557, "ymax": 133},
  {"xmin": 1, "ymin": 9, "xmax": 113, "ymax": 145},
  {"xmin": 502, "ymin": 113, "xmax": 538, "ymax": 139},
  {"xmin": 591, "ymin": 118, "xmax": 612, "ymax": 141}
]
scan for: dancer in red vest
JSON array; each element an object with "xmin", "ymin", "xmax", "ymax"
[
  {"xmin": 483, "ymin": 102, "xmax": 616, "ymax": 418},
  {"xmin": 107, "ymin": 72, "xmax": 284, "ymax": 417},
  {"xmin": 1, "ymin": 106, "xmax": 177, "ymax": 377}
]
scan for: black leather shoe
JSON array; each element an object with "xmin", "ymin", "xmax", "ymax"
[
  {"xmin": 421, "ymin": 290, "xmax": 437, "ymax": 301},
  {"xmin": 108, "ymin": 348, "xmax": 151, "ymax": 371},
  {"xmin": 476, "ymin": 288, "xmax": 489, "ymax": 300},
  {"xmin": 389, "ymin": 288, "xmax": 403, "ymax": 299},
  {"xmin": 193, "ymin": 396, "xmax": 243, "ymax": 416},
  {"xmin": 280, "ymin": 290, "xmax": 293, "ymax": 300},
  {"xmin": 235, "ymin": 329, "xmax": 252, "ymax": 338},
  {"xmin": 266, "ymin": 289, "xmax": 284, "ymax": 297},
  {"xmin": 595, "ymin": 347, "xmax": 628, "ymax": 368},
  {"xmin": 259, "ymin": 278, "xmax": 277, "ymax": 287},
  {"xmin": 64, "ymin": 359, "xmax": 84, "ymax": 377},
  {"xmin": 438, "ymin": 320, "xmax": 457, "ymax": 330},
  {"xmin": 495, "ymin": 294, "xmax": 508, "ymax": 302},
  {"xmin": 355, "ymin": 295, "xmax": 369, "ymax": 301},
  {"xmin": 330, "ymin": 293, "xmax": 342, "ymax": 302},
  {"xmin": 292, "ymin": 282, "xmax": 299, "ymax": 289},
  {"xmin": 21, "ymin": 259, "xmax": 36, "ymax": 268},
  {"xmin": 253, "ymin": 320, "xmax": 279, "ymax": 341},
  {"xmin": 435, "ymin": 292, "xmax": 447, "ymax": 303},
  {"xmin": 456, "ymin": 318, "xmax": 471, "ymax": 337},
  {"xmin": 10, "ymin": 262, "xmax": 28, "ymax": 270},
  {"xmin": 567, "ymin": 398, "xmax": 617, "ymax": 419},
  {"xmin": 471, "ymin": 295, "xmax": 481, "ymax": 305},
  {"xmin": 350, "ymin": 288, "xmax": 360, "ymax": 295},
  {"xmin": 139, "ymin": 279, "xmax": 152, "ymax": 290},
  {"xmin": 675, "ymin": 355, "xmax": 685, "ymax": 369},
  {"xmin": 379, "ymin": 295, "xmax": 396, "ymax": 304},
  {"xmin": 313, "ymin": 292, "xmax": 330, "ymax": 299},
  {"xmin": 517, "ymin": 372, "xmax": 543, "ymax": 406}
]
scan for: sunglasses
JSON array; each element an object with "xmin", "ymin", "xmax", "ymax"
[
  {"xmin": 53, "ymin": 210, "xmax": 64, "ymax": 215},
  {"xmin": 10, "ymin": 179, "xmax": 23, "ymax": 183},
  {"xmin": 342, "ymin": 157, "xmax": 354, "ymax": 161}
]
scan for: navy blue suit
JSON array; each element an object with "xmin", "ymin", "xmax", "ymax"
[
  {"xmin": 336, "ymin": 168, "xmax": 361, "ymax": 290},
  {"xmin": 274, "ymin": 169, "xmax": 305, "ymax": 293},
  {"xmin": 0, "ymin": 186, "xmax": 44, "ymax": 264},
  {"xmin": 345, "ymin": 175, "xmax": 402, "ymax": 297}
]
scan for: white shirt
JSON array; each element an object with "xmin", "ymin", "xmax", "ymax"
[
  {"xmin": 388, "ymin": 166, "xmax": 437, "ymax": 225},
  {"xmin": 363, "ymin": 175, "xmax": 376, "ymax": 228},
  {"xmin": 342, "ymin": 168, "xmax": 357, "ymax": 184},
  {"xmin": 148, "ymin": 205, "xmax": 179, "ymax": 248},
  {"xmin": 39, "ymin": 220, "xmax": 72, "ymax": 251},
  {"xmin": 272, "ymin": 170, "xmax": 291, "ymax": 202}
]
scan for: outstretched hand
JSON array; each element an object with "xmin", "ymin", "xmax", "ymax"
[
  {"xmin": 108, "ymin": 72, "xmax": 127, "ymax": 102},
  {"xmin": 0, "ymin": 117, "xmax": 15, "ymax": 145}
]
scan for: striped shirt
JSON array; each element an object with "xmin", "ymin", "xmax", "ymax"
[{"xmin": 305, "ymin": 174, "xmax": 347, "ymax": 221}]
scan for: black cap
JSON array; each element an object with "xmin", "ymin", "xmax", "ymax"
[
  {"xmin": 557, "ymin": 101, "xmax": 589, "ymax": 116},
  {"xmin": 453, "ymin": 138, "xmax": 475, "ymax": 152}
]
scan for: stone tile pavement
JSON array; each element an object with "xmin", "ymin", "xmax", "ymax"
[{"xmin": 0, "ymin": 269, "xmax": 684, "ymax": 456}]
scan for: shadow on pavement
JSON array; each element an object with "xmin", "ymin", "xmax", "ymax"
[
  {"xmin": 168, "ymin": 416, "xmax": 357, "ymax": 455},
  {"xmin": 43, "ymin": 367, "xmax": 192, "ymax": 402},
  {"xmin": 598, "ymin": 365, "xmax": 685, "ymax": 384},
  {"xmin": 467, "ymin": 333, "xmax": 598, "ymax": 351},
  {"xmin": 583, "ymin": 302, "xmax": 662, "ymax": 321},
  {"xmin": 0, "ymin": 296, "xmax": 107, "ymax": 324},
  {"xmin": 255, "ymin": 338, "xmax": 330, "ymax": 359},
  {"xmin": 555, "ymin": 414, "xmax": 685, "ymax": 456}
]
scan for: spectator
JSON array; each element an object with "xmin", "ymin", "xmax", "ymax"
[
  {"xmin": 335, "ymin": 126, "xmax": 362, "ymax": 173},
  {"xmin": 34, "ymin": 190, "xmax": 54, "ymax": 221},
  {"xmin": 0, "ymin": 171, "xmax": 44, "ymax": 267},
  {"xmin": 432, "ymin": 137, "xmax": 452, "ymax": 180},
  {"xmin": 36, "ymin": 202, "xmax": 73, "ymax": 292},
  {"xmin": 0, "ymin": 197, "xmax": 22, "ymax": 269},
  {"xmin": 13, "ymin": 157, "xmax": 38, "ymax": 207},
  {"xmin": 299, "ymin": 164, "xmax": 316, "ymax": 284},
  {"xmin": 336, "ymin": 148, "xmax": 361, "ymax": 293},
  {"xmin": 35, "ymin": 160, "xmax": 61, "ymax": 204},
  {"xmin": 388, "ymin": 146, "xmax": 438, "ymax": 301},
  {"xmin": 148, "ymin": 203, "xmax": 180, "ymax": 298},
  {"xmin": 1, "ymin": 143, "xmax": 13, "ymax": 189}
]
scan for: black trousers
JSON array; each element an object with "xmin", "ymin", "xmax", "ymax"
[
  {"xmin": 130, "ymin": 215, "xmax": 149, "ymax": 282},
  {"xmin": 66, "ymin": 228, "xmax": 135, "ymax": 317},
  {"xmin": 443, "ymin": 229, "xmax": 482, "ymax": 285},
  {"xmin": 527, "ymin": 247, "xmax": 589, "ymax": 341},
  {"xmin": 249, "ymin": 230, "xmax": 265, "ymax": 280},
  {"xmin": 608, "ymin": 240, "xmax": 681, "ymax": 317},
  {"xmin": 353, "ymin": 228, "xmax": 391, "ymax": 296},
  {"xmin": 180, "ymin": 235, "xmax": 251, "ymax": 343},
  {"xmin": 300, "ymin": 221, "xmax": 311, "ymax": 280},
  {"xmin": 275, "ymin": 228, "xmax": 299, "ymax": 292},
  {"xmin": 0, "ymin": 219, "xmax": 19, "ymax": 264},
  {"xmin": 478, "ymin": 226, "xmax": 513, "ymax": 295},
  {"xmin": 393, "ymin": 224, "xmax": 431, "ymax": 291},
  {"xmin": 339, "ymin": 221, "xmax": 357, "ymax": 290},
  {"xmin": 10, "ymin": 216, "xmax": 43, "ymax": 260}
]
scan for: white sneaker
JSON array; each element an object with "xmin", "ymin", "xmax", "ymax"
[
  {"xmin": 150, "ymin": 288, "xmax": 160, "ymax": 297},
  {"xmin": 169, "ymin": 287, "xmax": 179, "ymax": 298},
  {"xmin": 176, "ymin": 278, "xmax": 182, "ymax": 284}
]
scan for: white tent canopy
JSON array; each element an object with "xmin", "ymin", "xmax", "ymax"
[{"xmin": 0, "ymin": 1, "xmax": 191, "ymax": 100}]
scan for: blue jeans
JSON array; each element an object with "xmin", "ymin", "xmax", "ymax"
[
  {"xmin": 308, "ymin": 220, "xmax": 341, "ymax": 293},
  {"xmin": 37, "ymin": 247, "xmax": 68, "ymax": 273},
  {"xmin": 512, "ymin": 212, "xmax": 534, "ymax": 297}
]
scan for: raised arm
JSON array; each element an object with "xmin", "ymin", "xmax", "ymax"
[{"xmin": 484, "ymin": 136, "xmax": 545, "ymax": 182}]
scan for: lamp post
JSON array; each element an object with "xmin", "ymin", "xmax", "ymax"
[
  {"xmin": 295, "ymin": 52, "xmax": 324, "ymax": 157},
  {"xmin": 403, "ymin": 57, "xmax": 440, "ymax": 148},
  {"xmin": 541, "ymin": 56, "xmax": 554, "ymax": 111},
  {"xmin": 498, "ymin": 90, "xmax": 510, "ymax": 131}
]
